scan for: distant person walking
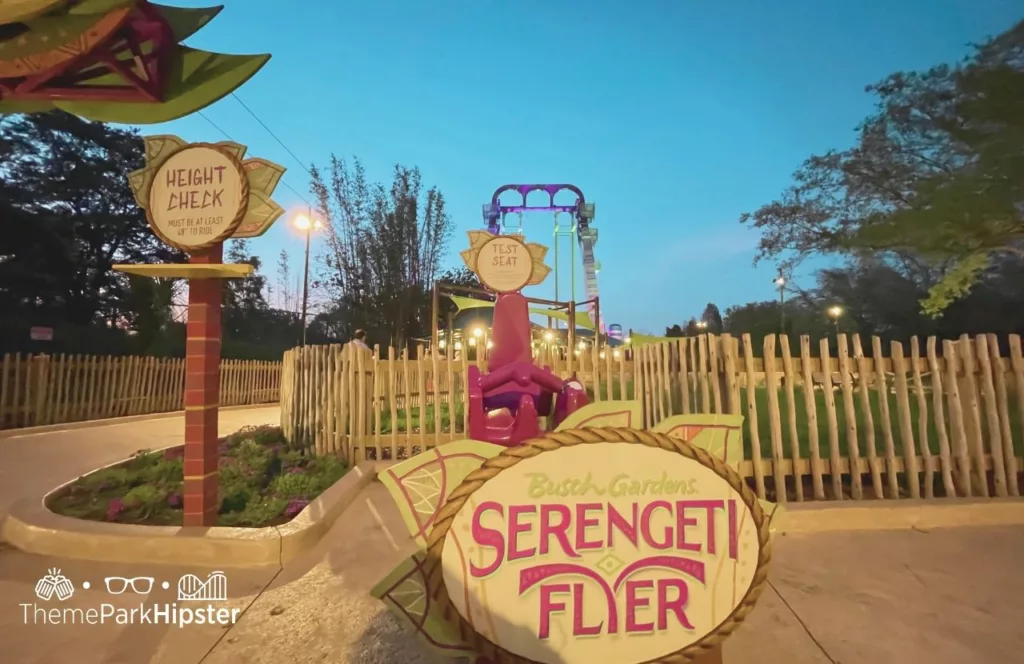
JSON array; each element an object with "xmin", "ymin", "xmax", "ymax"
[{"xmin": 350, "ymin": 329, "xmax": 370, "ymax": 351}]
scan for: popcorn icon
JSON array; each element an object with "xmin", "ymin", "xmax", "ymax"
[{"xmin": 35, "ymin": 568, "xmax": 75, "ymax": 601}]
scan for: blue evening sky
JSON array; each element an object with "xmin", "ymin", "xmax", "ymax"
[{"xmin": 150, "ymin": 0, "xmax": 1021, "ymax": 334}]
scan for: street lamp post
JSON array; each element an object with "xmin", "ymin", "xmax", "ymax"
[
  {"xmin": 773, "ymin": 273, "xmax": 786, "ymax": 333},
  {"xmin": 294, "ymin": 211, "xmax": 322, "ymax": 346},
  {"xmin": 828, "ymin": 305, "xmax": 844, "ymax": 332}
]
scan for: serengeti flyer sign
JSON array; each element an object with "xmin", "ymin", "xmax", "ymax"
[{"xmin": 421, "ymin": 428, "xmax": 770, "ymax": 664}]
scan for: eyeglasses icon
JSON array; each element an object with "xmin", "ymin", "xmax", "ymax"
[{"xmin": 104, "ymin": 576, "xmax": 154, "ymax": 595}]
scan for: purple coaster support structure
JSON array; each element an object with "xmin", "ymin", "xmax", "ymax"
[{"xmin": 484, "ymin": 184, "xmax": 590, "ymax": 234}]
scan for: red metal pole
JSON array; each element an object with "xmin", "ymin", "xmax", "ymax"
[{"xmin": 182, "ymin": 243, "xmax": 224, "ymax": 527}]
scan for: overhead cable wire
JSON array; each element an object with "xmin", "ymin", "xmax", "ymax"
[
  {"xmin": 197, "ymin": 109, "xmax": 313, "ymax": 206},
  {"xmin": 231, "ymin": 92, "xmax": 313, "ymax": 176}
]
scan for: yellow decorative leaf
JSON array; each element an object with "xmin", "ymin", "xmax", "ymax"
[
  {"xmin": 214, "ymin": 141, "xmax": 247, "ymax": 160},
  {"xmin": 467, "ymin": 229, "xmax": 493, "ymax": 250},
  {"xmin": 142, "ymin": 134, "xmax": 186, "ymax": 166},
  {"xmin": 526, "ymin": 242, "xmax": 548, "ymax": 262},
  {"xmin": 242, "ymin": 157, "xmax": 286, "ymax": 196},
  {"xmin": 127, "ymin": 166, "xmax": 151, "ymax": 208},
  {"xmin": 555, "ymin": 402, "xmax": 643, "ymax": 430},
  {"xmin": 131, "ymin": 135, "xmax": 187, "ymax": 207},
  {"xmin": 529, "ymin": 263, "xmax": 551, "ymax": 285},
  {"xmin": 460, "ymin": 248, "xmax": 477, "ymax": 271},
  {"xmin": 232, "ymin": 190, "xmax": 285, "ymax": 238}
]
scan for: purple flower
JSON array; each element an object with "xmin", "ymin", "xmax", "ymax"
[
  {"xmin": 283, "ymin": 499, "xmax": 309, "ymax": 518},
  {"xmin": 167, "ymin": 493, "xmax": 182, "ymax": 508},
  {"xmin": 106, "ymin": 498, "xmax": 125, "ymax": 522}
]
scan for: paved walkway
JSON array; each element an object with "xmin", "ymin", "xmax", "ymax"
[{"xmin": 1, "ymin": 409, "xmax": 1023, "ymax": 663}]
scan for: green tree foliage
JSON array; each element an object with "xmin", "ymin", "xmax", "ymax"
[
  {"xmin": 310, "ymin": 156, "xmax": 453, "ymax": 348},
  {"xmin": 219, "ymin": 240, "xmax": 301, "ymax": 358},
  {"xmin": 740, "ymin": 20, "xmax": 1024, "ymax": 316},
  {"xmin": 0, "ymin": 112, "xmax": 301, "ymax": 358},
  {"xmin": 124, "ymin": 276, "xmax": 177, "ymax": 354},
  {"xmin": 0, "ymin": 111, "xmax": 182, "ymax": 353},
  {"xmin": 814, "ymin": 255, "xmax": 1024, "ymax": 341},
  {"xmin": 436, "ymin": 266, "xmax": 483, "ymax": 328},
  {"xmin": 224, "ymin": 240, "xmax": 269, "ymax": 338},
  {"xmin": 701, "ymin": 302, "xmax": 724, "ymax": 333},
  {"xmin": 710, "ymin": 254, "xmax": 1024, "ymax": 354}
]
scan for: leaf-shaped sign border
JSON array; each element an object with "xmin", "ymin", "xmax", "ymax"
[
  {"xmin": 371, "ymin": 551, "xmax": 478, "ymax": 658},
  {"xmin": 467, "ymin": 229, "xmax": 493, "ymax": 250},
  {"xmin": 652, "ymin": 413, "xmax": 745, "ymax": 467},
  {"xmin": 232, "ymin": 190, "xmax": 285, "ymax": 239},
  {"xmin": 214, "ymin": 140, "xmax": 247, "ymax": 161},
  {"xmin": 527, "ymin": 263, "xmax": 552, "ymax": 286},
  {"xmin": 554, "ymin": 401, "xmax": 643, "ymax": 431},
  {"xmin": 526, "ymin": 242, "xmax": 547, "ymax": 262},
  {"xmin": 241, "ymin": 157, "xmax": 286, "ymax": 196},
  {"xmin": 128, "ymin": 135, "xmax": 188, "ymax": 208},
  {"xmin": 377, "ymin": 439, "xmax": 505, "ymax": 547}
]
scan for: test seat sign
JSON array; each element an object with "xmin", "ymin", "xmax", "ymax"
[{"xmin": 424, "ymin": 430, "xmax": 770, "ymax": 664}]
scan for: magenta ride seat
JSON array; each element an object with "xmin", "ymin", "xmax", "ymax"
[{"xmin": 467, "ymin": 291, "xmax": 587, "ymax": 445}]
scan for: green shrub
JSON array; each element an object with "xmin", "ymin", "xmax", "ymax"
[
  {"xmin": 137, "ymin": 458, "xmax": 183, "ymax": 485},
  {"xmin": 48, "ymin": 426, "xmax": 349, "ymax": 529},
  {"xmin": 269, "ymin": 472, "xmax": 322, "ymax": 500},
  {"xmin": 122, "ymin": 484, "xmax": 170, "ymax": 520},
  {"xmin": 77, "ymin": 467, "xmax": 131, "ymax": 491}
]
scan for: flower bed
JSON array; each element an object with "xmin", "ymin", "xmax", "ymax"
[{"xmin": 46, "ymin": 425, "xmax": 348, "ymax": 527}]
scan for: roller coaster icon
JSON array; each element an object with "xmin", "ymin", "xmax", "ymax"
[{"xmin": 176, "ymin": 571, "xmax": 227, "ymax": 601}]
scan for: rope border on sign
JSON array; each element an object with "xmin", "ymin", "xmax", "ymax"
[{"xmin": 145, "ymin": 143, "xmax": 250, "ymax": 252}]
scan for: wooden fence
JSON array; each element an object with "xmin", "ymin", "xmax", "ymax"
[
  {"xmin": 281, "ymin": 333, "xmax": 1024, "ymax": 503},
  {"xmin": 0, "ymin": 353, "xmax": 283, "ymax": 430}
]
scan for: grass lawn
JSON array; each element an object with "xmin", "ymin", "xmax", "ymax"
[
  {"xmin": 380, "ymin": 402, "xmax": 465, "ymax": 435},
  {"xmin": 737, "ymin": 387, "xmax": 1023, "ymax": 462},
  {"xmin": 48, "ymin": 425, "xmax": 349, "ymax": 527},
  {"xmin": 592, "ymin": 376, "xmax": 1023, "ymax": 461},
  {"xmin": 375, "ymin": 378, "xmax": 1023, "ymax": 464}
]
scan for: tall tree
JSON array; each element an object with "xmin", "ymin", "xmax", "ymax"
[
  {"xmin": 223, "ymin": 240, "xmax": 270, "ymax": 341},
  {"xmin": 124, "ymin": 275, "xmax": 177, "ymax": 353},
  {"xmin": 740, "ymin": 20, "xmax": 1024, "ymax": 315},
  {"xmin": 436, "ymin": 266, "xmax": 484, "ymax": 326},
  {"xmin": 276, "ymin": 249, "xmax": 292, "ymax": 312},
  {"xmin": 0, "ymin": 111, "xmax": 181, "ymax": 327},
  {"xmin": 665, "ymin": 323, "xmax": 685, "ymax": 337},
  {"xmin": 310, "ymin": 156, "xmax": 453, "ymax": 347},
  {"xmin": 701, "ymin": 303, "xmax": 724, "ymax": 333}
]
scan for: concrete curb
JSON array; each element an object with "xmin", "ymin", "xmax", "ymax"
[
  {"xmin": 4, "ymin": 452, "xmax": 1022, "ymax": 568},
  {"xmin": 779, "ymin": 498, "xmax": 1024, "ymax": 534},
  {"xmin": 0, "ymin": 461, "xmax": 376, "ymax": 568},
  {"xmin": 0, "ymin": 403, "xmax": 279, "ymax": 439}
]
